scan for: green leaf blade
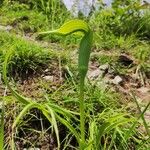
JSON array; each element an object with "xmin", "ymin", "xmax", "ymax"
[{"xmin": 40, "ymin": 19, "xmax": 89, "ymax": 36}]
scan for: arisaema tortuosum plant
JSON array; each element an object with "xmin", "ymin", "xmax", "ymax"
[{"xmin": 40, "ymin": 19, "xmax": 93, "ymax": 149}]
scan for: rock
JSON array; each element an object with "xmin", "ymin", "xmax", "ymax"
[
  {"xmin": 88, "ymin": 64, "xmax": 109, "ymax": 79},
  {"xmin": 88, "ymin": 64, "xmax": 110, "ymax": 79},
  {"xmin": 43, "ymin": 76, "xmax": 54, "ymax": 82},
  {"xmin": 44, "ymin": 69, "xmax": 49, "ymax": 72},
  {"xmin": 88, "ymin": 68, "xmax": 101, "ymax": 79},
  {"xmin": 112, "ymin": 76, "xmax": 123, "ymax": 85},
  {"xmin": 107, "ymin": 68, "xmax": 115, "ymax": 74},
  {"xmin": 0, "ymin": 25, "xmax": 12, "ymax": 31},
  {"xmin": 99, "ymin": 64, "xmax": 109, "ymax": 71}
]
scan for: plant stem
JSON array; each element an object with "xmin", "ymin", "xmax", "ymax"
[{"xmin": 79, "ymin": 77, "xmax": 85, "ymax": 149}]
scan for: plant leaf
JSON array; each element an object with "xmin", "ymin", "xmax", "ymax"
[
  {"xmin": 45, "ymin": 104, "xmax": 60, "ymax": 149},
  {"xmin": 39, "ymin": 19, "xmax": 93, "ymax": 81},
  {"xmin": 3, "ymin": 49, "xmax": 30, "ymax": 104},
  {"xmin": 39, "ymin": 19, "xmax": 89, "ymax": 36}
]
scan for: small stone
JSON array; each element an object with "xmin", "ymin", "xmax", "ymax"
[
  {"xmin": 6, "ymin": 25, "xmax": 13, "ymax": 31},
  {"xmin": 44, "ymin": 69, "xmax": 49, "ymax": 73},
  {"xmin": 0, "ymin": 25, "xmax": 12, "ymax": 31},
  {"xmin": 113, "ymin": 76, "xmax": 123, "ymax": 85},
  {"xmin": 107, "ymin": 68, "xmax": 115, "ymax": 74},
  {"xmin": 99, "ymin": 64, "xmax": 109, "ymax": 71},
  {"xmin": 43, "ymin": 76, "xmax": 54, "ymax": 82},
  {"xmin": 88, "ymin": 68, "xmax": 101, "ymax": 79}
]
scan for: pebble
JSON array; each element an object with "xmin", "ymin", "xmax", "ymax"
[
  {"xmin": 44, "ymin": 69, "xmax": 49, "ymax": 73},
  {"xmin": 112, "ymin": 75, "xmax": 123, "ymax": 85},
  {"xmin": 43, "ymin": 75, "xmax": 54, "ymax": 82},
  {"xmin": 99, "ymin": 64, "xmax": 109, "ymax": 71},
  {"xmin": 0, "ymin": 25, "xmax": 12, "ymax": 31},
  {"xmin": 88, "ymin": 68, "xmax": 101, "ymax": 79}
]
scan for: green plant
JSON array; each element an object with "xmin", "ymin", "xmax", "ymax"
[{"xmin": 40, "ymin": 19, "xmax": 93, "ymax": 149}]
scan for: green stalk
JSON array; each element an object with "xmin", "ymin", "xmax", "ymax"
[
  {"xmin": 39, "ymin": 20, "xmax": 93, "ymax": 149},
  {"xmin": 79, "ymin": 77, "xmax": 85, "ymax": 149}
]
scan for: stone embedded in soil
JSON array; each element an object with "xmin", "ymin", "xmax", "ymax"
[
  {"xmin": 112, "ymin": 75, "xmax": 123, "ymax": 85},
  {"xmin": 107, "ymin": 68, "xmax": 115, "ymax": 74},
  {"xmin": 0, "ymin": 25, "xmax": 12, "ymax": 31},
  {"xmin": 88, "ymin": 68, "xmax": 102, "ymax": 79},
  {"xmin": 88, "ymin": 64, "xmax": 110, "ymax": 80},
  {"xmin": 43, "ymin": 75, "xmax": 54, "ymax": 82},
  {"xmin": 99, "ymin": 64, "xmax": 109, "ymax": 71},
  {"xmin": 44, "ymin": 68, "xmax": 50, "ymax": 73}
]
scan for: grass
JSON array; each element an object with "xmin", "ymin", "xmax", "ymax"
[
  {"xmin": 0, "ymin": 1, "xmax": 70, "ymax": 33},
  {"xmin": 0, "ymin": 1, "xmax": 150, "ymax": 149},
  {"xmin": 0, "ymin": 30, "xmax": 70, "ymax": 80},
  {"xmin": 0, "ymin": 2, "xmax": 48, "ymax": 33}
]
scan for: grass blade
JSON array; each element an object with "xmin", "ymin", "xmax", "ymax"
[
  {"xmin": 124, "ymin": 102, "xmax": 150, "ymax": 140},
  {"xmin": 12, "ymin": 103, "xmax": 35, "ymax": 129},
  {"xmin": 55, "ymin": 113, "xmax": 80, "ymax": 144},
  {"xmin": 0, "ymin": 100, "xmax": 4, "ymax": 150},
  {"xmin": 131, "ymin": 93, "xmax": 150, "ymax": 137},
  {"xmin": 45, "ymin": 104, "xmax": 60, "ymax": 149},
  {"xmin": 3, "ymin": 49, "xmax": 30, "ymax": 105}
]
